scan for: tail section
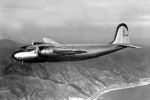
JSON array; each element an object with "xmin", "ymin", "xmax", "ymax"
[
  {"xmin": 110, "ymin": 23, "xmax": 141, "ymax": 48},
  {"xmin": 111, "ymin": 23, "xmax": 130, "ymax": 44}
]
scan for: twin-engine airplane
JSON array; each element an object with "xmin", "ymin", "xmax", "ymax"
[{"xmin": 12, "ymin": 23, "xmax": 141, "ymax": 63}]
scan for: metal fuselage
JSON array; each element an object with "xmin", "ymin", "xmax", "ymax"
[
  {"xmin": 12, "ymin": 43, "xmax": 126, "ymax": 63},
  {"xmin": 12, "ymin": 23, "xmax": 140, "ymax": 63}
]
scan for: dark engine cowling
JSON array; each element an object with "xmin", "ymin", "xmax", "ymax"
[{"xmin": 38, "ymin": 49, "xmax": 58, "ymax": 57}]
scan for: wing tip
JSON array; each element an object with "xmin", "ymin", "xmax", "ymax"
[{"xmin": 42, "ymin": 37, "xmax": 61, "ymax": 45}]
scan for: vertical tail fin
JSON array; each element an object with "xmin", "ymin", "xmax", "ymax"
[
  {"xmin": 110, "ymin": 23, "xmax": 141, "ymax": 48},
  {"xmin": 111, "ymin": 23, "xmax": 130, "ymax": 44}
]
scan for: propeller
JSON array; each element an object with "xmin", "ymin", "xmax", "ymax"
[{"xmin": 35, "ymin": 45, "xmax": 40, "ymax": 56}]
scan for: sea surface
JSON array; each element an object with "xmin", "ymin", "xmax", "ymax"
[{"xmin": 102, "ymin": 84, "xmax": 150, "ymax": 100}]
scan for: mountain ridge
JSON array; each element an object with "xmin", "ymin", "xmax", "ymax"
[{"xmin": 0, "ymin": 39, "xmax": 149, "ymax": 100}]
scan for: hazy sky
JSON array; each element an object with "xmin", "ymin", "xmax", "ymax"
[{"xmin": 0, "ymin": 0, "xmax": 149, "ymax": 44}]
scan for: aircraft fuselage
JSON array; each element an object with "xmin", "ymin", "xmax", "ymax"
[
  {"xmin": 12, "ymin": 44, "xmax": 125, "ymax": 63},
  {"xmin": 12, "ymin": 23, "xmax": 140, "ymax": 63}
]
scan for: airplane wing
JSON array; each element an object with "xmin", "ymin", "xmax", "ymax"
[{"xmin": 43, "ymin": 37, "xmax": 61, "ymax": 46}]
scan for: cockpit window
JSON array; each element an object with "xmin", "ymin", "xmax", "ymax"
[
  {"xmin": 20, "ymin": 45, "xmax": 56, "ymax": 52},
  {"xmin": 32, "ymin": 42, "xmax": 45, "ymax": 45}
]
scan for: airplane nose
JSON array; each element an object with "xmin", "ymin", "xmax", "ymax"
[
  {"xmin": 12, "ymin": 51, "xmax": 38, "ymax": 61},
  {"xmin": 13, "ymin": 53, "xmax": 22, "ymax": 59},
  {"xmin": 12, "ymin": 52, "xmax": 24, "ymax": 60}
]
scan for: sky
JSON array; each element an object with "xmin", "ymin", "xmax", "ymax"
[{"xmin": 0, "ymin": 0, "xmax": 149, "ymax": 44}]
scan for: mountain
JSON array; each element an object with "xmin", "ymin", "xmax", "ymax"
[{"xmin": 0, "ymin": 39, "xmax": 149, "ymax": 100}]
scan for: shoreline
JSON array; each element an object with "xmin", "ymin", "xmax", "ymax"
[{"xmin": 87, "ymin": 78, "xmax": 150, "ymax": 100}]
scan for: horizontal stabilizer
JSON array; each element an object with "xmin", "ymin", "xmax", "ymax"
[{"xmin": 119, "ymin": 44, "xmax": 141, "ymax": 48}]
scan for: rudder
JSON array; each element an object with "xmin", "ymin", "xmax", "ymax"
[{"xmin": 111, "ymin": 23, "xmax": 130, "ymax": 44}]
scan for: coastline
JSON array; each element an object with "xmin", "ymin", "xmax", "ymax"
[{"xmin": 87, "ymin": 78, "xmax": 150, "ymax": 100}]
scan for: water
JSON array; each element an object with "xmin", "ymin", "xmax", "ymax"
[{"xmin": 101, "ymin": 84, "xmax": 150, "ymax": 100}]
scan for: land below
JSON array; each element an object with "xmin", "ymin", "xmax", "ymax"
[{"xmin": 0, "ymin": 39, "xmax": 149, "ymax": 100}]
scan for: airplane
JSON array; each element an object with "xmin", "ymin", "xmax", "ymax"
[{"xmin": 12, "ymin": 23, "xmax": 141, "ymax": 63}]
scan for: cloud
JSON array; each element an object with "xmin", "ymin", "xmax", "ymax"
[
  {"xmin": 0, "ymin": 0, "xmax": 149, "ymax": 42},
  {"xmin": 0, "ymin": 0, "xmax": 88, "ymax": 27},
  {"xmin": 0, "ymin": 0, "xmax": 150, "ymax": 27},
  {"xmin": 141, "ymin": 15, "xmax": 150, "ymax": 20}
]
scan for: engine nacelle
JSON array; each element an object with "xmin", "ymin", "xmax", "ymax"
[{"xmin": 39, "ymin": 49, "xmax": 57, "ymax": 57}]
